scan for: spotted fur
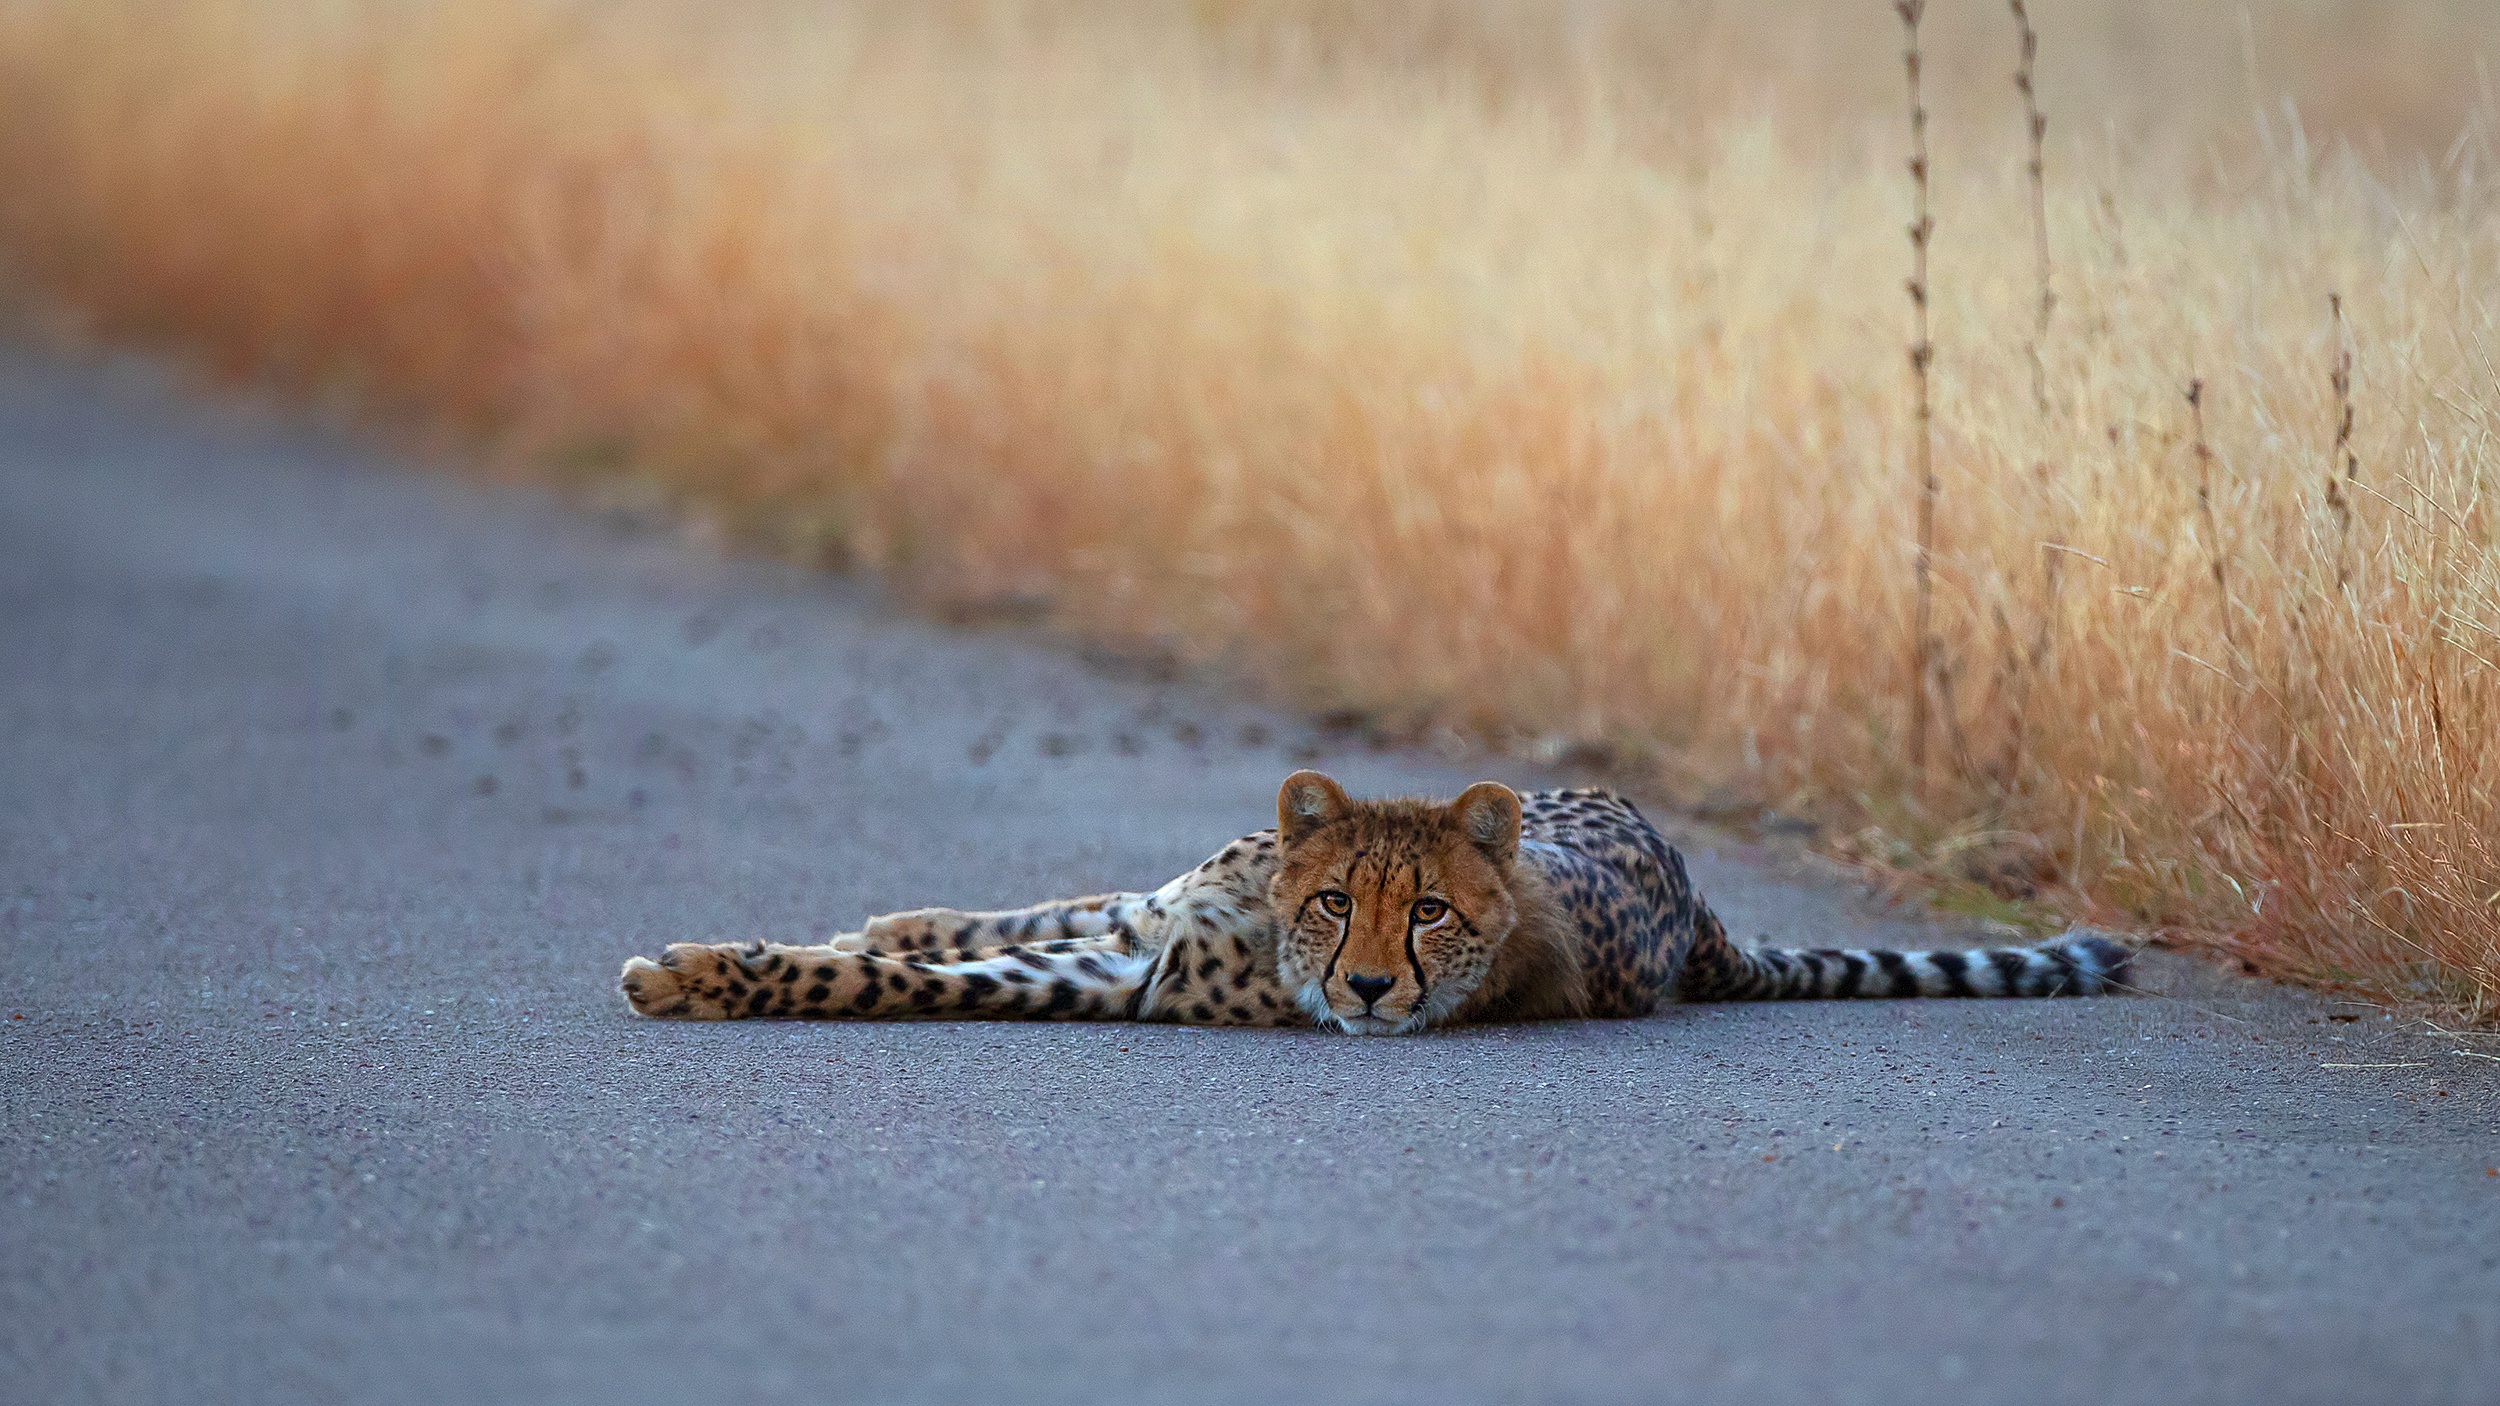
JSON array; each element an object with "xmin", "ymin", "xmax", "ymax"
[{"xmin": 620, "ymin": 771, "xmax": 2131, "ymax": 1030}]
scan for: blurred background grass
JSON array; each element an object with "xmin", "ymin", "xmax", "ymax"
[{"xmin": 3, "ymin": 0, "xmax": 2497, "ymax": 1016}]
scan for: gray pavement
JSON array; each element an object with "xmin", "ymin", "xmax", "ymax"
[{"xmin": 2, "ymin": 348, "xmax": 2495, "ymax": 1406}]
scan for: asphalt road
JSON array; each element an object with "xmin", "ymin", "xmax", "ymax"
[{"xmin": 3, "ymin": 349, "xmax": 2496, "ymax": 1406}]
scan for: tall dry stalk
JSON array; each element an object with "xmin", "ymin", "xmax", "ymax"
[
  {"xmin": 2186, "ymin": 377, "xmax": 2239, "ymax": 654},
  {"xmin": 2012, "ymin": 0, "xmax": 2054, "ymax": 420},
  {"xmin": 2000, "ymin": 0, "xmax": 2061, "ymax": 790},
  {"xmin": 2328, "ymin": 291, "xmax": 2359, "ymax": 590},
  {"xmin": 1898, "ymin": 0, "xmax": 1938, "ymax": 785}
]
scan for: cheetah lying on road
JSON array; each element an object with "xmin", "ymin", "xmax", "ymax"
[{"xmin": 620, "ymin": 771, "xmax": 2130, "ymax": 1033}]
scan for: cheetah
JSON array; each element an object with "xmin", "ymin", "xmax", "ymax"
[{"xmin": 619, "ymin": 770, "xmax": 2131, "ymax": 1032}]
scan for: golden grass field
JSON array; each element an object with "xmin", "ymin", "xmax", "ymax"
[{"xmin": 4, "ymin": 0, "xmax": 2498, "ymax": 1016}]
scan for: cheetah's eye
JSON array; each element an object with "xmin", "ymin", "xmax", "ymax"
[
  {"xmin": 1411, "ymin": 898, "xmax": 1449, "ymax": 925},
  {"xmin": 1316, "ymin": 890, "xmax": 1352, "ymax": 918}
]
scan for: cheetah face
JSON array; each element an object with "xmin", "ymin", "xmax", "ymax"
[{"xmin": 1267, "ymin": 770, "xmax": 1521, "ymax": 1034}]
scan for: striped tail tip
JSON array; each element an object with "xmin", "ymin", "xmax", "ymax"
[
  {"xmin": 2052, "ymin": 933, "xmax": 2134, "ymax": 995},
  {"xmin": 1693, "ymin": 929, "xmax": 2135, "ymax": 1000}
]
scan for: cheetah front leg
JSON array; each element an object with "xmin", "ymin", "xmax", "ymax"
[
  {"xmin": 840, "ymin": 893, "xmax": 1147, "ymax": 954},
  {"xmin": 841, "ymin": 830, "xmax": 1285, "ymax": 960},
  {"xmin": 622, "ymin": 831, "xmax": 1300, "ymax": 1025},
  {"xmin": 620, "ymin": 938, "xmax": 1155, "ymax": 1021}
]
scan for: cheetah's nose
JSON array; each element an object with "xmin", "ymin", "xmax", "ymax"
[{"xmin": 1344, "ymin": 974, "xmax": 1394, "ymax": 1011}]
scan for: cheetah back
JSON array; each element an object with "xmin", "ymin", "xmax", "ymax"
[{"xmin": 1516, "ymin": 789, "xmax": 1712, "ymax": 1018}]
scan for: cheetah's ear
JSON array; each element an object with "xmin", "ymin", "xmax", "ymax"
[
  {"xmin": 1451, "ymin": 782, "xmax": 1522, "ymax": 868},
  {"xmin": 1278, "ymin": 770, "xmax": 1352, "ymax": 845}
]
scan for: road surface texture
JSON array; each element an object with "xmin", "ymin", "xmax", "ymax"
[{"xmin": 3, "ymin": 348, "xmax": 2495, "ymax": 1406}]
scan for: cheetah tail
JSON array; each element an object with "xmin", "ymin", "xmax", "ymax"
[{"xmin": 1678, "ymin": 920, "xmax": 2133, "ymax": 1001}]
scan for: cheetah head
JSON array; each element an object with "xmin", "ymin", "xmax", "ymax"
[{"xmin": 1268, "ymin": 770, "xmax": 1521, "ymax": 1035}]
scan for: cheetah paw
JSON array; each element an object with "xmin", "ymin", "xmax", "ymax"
[{"xmin": 619, "ymin": 942, "xmax": 760, "ymax": 1020}]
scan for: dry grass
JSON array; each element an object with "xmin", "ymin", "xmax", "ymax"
[{"xmin": 4, "ymin": 0, "xmax": 2499, "ymax": 1016}]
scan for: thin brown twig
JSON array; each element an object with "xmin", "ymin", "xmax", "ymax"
[{"xmin": 1931, "ymin": 642, "xmax": 1984, "ymax": 784}]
